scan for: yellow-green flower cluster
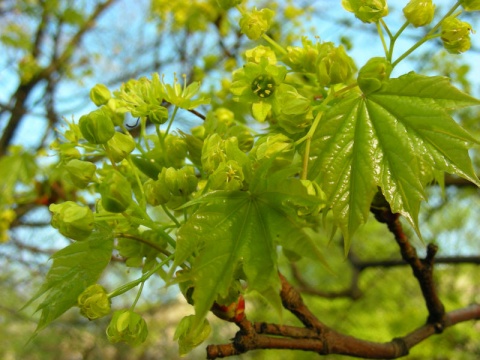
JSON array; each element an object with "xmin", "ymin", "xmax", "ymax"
[
  {"xmin": 106, "ymin": 310, "xmax": 148, "ymax": 346},
  {"xmin": 441, "ymin": 17, "xmax": 474, "ymax": 54},
  {"xmin": 341, "ymin": 0, "xmax": 388, "ymax": 23},
  {"xmin": 78, "ymin": 284, "xmax": 111, "ymax": 320},
  {"xmin": 403, "ymin": 0, "xmax": 435, "ymax": 27}
]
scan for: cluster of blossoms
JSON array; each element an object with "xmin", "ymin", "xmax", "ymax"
[{"xmin": 42, "ymin": 0, "xmax": 480, "ymax": 352}]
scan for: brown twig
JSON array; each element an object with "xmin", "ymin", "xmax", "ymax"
[
  {"xmin": 206, "ymin": 272, "xmax": 480, "ymax": 359},
  {"xmin": 371, "ymin": 206, "xmax": 446, "ymax": 328}
]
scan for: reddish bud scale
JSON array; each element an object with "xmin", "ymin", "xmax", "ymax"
[{"xmin": 211, "ymin": 295, "xmax": 245, "ymax": 323}]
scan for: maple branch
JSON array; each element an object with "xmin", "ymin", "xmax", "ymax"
[
  {"xmin": 371, "ymin": 207, "xmax": 446, "ymax": 328},
  {"xmin": 206, "ymin": 273, "xmax": 480, "ymax": 359}
]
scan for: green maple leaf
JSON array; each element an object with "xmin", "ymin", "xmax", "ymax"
[
  {"xmin": 173, "ymin": 166, "xmax": 327, "ymax": 330},
  {"xmin": 23, "ymin": 225, "xmax": 113, "ymax": 338},
  {"xmin": 309, "ymin": 73, "xmax": 480, "ymax": 250}
]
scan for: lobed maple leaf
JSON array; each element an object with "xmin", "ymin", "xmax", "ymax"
[{"xmin": 309, "ymin": 73, "xmax": 480, "ymax": 251}]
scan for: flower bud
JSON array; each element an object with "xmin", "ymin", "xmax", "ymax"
[
  {"xmin": 461, "ymin": 0, "xmax": 480, "ymax": 11},
  {"xmin": 65, "ymin": 159, "xmax": 96, "ymax": 188},
  {"xmin": 99, "ymin": 170, "xmax": 132, "ymax": 213},
  {"xmin": 90, "ymin": 84, "xmax": 111, "ymax": 106},
  {"xmin": 253, "ymin": 133, "xmax": 293, "ymax": 160},
  {"xmin": 49, "ymin": 201, "xmax": 94, "ymax": 240},
  {"xmin": 211, "ymin": 295, "xmax": 245, "ymax": 323},
  {"xmin": 78, "ymin": 284, "xmax": 111, "ymax": 320},
  {"xmin": 162, "ymin": 166, "xmax": 197, "ymax": 196},
  {"xmin": 226, "ymin": 125, "xmax": 254, "ymax": 152},
  {"xmin": 357, "ymin": 57, "xmax": 392, "ymax": 94},
  {"xmin": 403, "ymin": 0, "xmax": 435, "ymax": 27},
  {"xmin": 107, "ymin": 132, "xmax": 136, "ymax": 163},
  {"xmin": 79, "ymin": 107, "xmax": 116, "ymax": 144},
  {"xmin": 239, "ymin": 7, "xmax": 275, "ymax": 40},
  {"xmin": 342, "ymin": 0, "xmax": 388, "ymax": 23},
  {"xmin": 441, "ymin": 17, "xmax": 473, "ymax": 54},
  {"xmin": 164, "ymin": 135, "xmax": 188, "ymax": 168},
  {"xmin": 174, "ymin": 315, "xmax": 211, "ymax": 356},
  {"xmin": 275, "ymin": 84, "xmax": 313, "ymax": 133},
  {"xmin": 316, "ymin": 43, "xmax": 356, "ymax": 87},
  {"xmin": 106, "ymin": 310, "xmax": 148, "ymax": 346},
  {"xmin": 144, "ymin": 178, "xmax": 171, "ymax": 206}
]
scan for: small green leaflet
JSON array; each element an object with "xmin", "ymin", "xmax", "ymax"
[
  {"xmin": 22, "ymin": 225, "xmax": 114, "ymax": 338},
  {"xmin": 173, "ymin": 185, "xmax": 327, "ymax": 331},
  {"xmin": 309, "ymin": 73, "xmax": 480, "ymax": 250}
]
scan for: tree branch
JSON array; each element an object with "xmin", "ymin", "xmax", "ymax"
[
  {"xmin": 206, "ymin": 273, "xmax": 480, "ymax": 359},
  {"xmin": 371, "ymin": 206, "xmax": 446, "ymax": 328}
]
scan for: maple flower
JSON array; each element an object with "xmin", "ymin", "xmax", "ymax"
[{"xmin": 230, "ymin": 58, "xmax": 287, "ymax": 122}]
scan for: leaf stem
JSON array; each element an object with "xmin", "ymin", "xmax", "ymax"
[
  {"xmin": 164, "ymin": 106, "xmax": 179, "ymax": 137},
  {"xmin": 376, "ymin": 21, "xmax": 389, "ymax": 58},
  {"xmin": 387, "ymin": 21, "xmax": 410, "ymax": 62},
  {"xmin": 107, "ymin": 255, "xmax": 173, "ymax": 300},
  {"xmin": 261, "ymin": 34, "xmax": 288, "ymax": 55},
  {"xmin": 297, "ymin": 110, "xmax": 324, "ymax": 180},
  {"xmin": 161, "ymin": 204, "xmax": 181, "ymax": 227}
]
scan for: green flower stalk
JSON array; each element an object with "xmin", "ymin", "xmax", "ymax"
[
  {"xmin": 49, "ymin": 201, "xmax": 94, "ymax": 240},
  {"xmin": 106, "ymin": 310, "xmax": 148, "ymax": 346},
  {"xmin": 78, "ymin": 284, "xmax": 111, "ymax": 320},
  {"xmin": 341, "ymin": 0, "xmax": 388, "ymax": 23},
  {"xmin": 90, "ymin": 84, "xmax": 111, "ymax": 106},
  {"xmin": 441, "ymin": 17, "xmax": 474, "ymax": 54},
  {"xmin": 403, "ymin": 0, "xmax": 435, "ymax": 27},
  {"xmin": 239, "ymin": 7, "xmax": 275, "ymax": 40}
]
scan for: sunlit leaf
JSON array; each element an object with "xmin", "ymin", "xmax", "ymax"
[
  {"xmin": 23, "ymin": 224, "xmax": 113, "ymax": 337},
  {"xmin": 174, "ymin": 176, "xmax": 327, "ymax": 330},
  {"xmin": 310, "ymin": 73, "xmax": 480, "ymax": 250}
]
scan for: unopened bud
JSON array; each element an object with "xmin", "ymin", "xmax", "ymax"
[
  {"xmin": 441, "ymin": 17, "xmax": 473, "ymax": 54},
  {"xmin": 49, "ymin": 201, "xmax": 94, "ymax": 240},
  {"xmin": 65, "ymin": 159, "xmax": 96, "ymax": 188},
  {"xmin": 106, "ymin": 310, "xmax": 148, "ymax": 346},
  {"xmin": 403, "ymin": 0, "xmax": 435, "ymax": 27},
  {"xmin": 99, "ymin": 170, "xmax": 132, "ymax": 213},
  {"xmin": 90, "ymin": 84, "xmax": 111, "ymax": 106},
  {"xmin": 78, "ymin": 284, "xmax": 111, "ymax": 320},
  {"xmin": 79, "ymin": 107, "xmax": 115, "ymax": 144},
  {"xmin": 239, "ymin": 7, "xmax": 275, "ymax": 40}
]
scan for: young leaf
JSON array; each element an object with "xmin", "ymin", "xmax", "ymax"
[
  {"xmin": 310, "ymin": 73, "xmax": 480, "ymax": 250},
  {"xmin": 23, "ymin": 225, "xmax": 114, "ymax": 337},
  {"xmin": 174, "ymin": 185, "xmax": 327, "ymax": 331}
]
